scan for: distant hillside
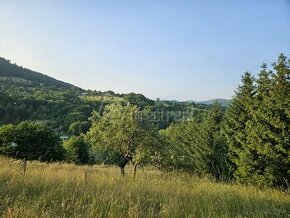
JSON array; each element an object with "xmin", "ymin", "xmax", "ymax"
[
  {"xmin": 0, "ymin": 57, "xmax": 78, "ymax": 89},
  {"xmin": 0, "ymin": 57, "xmax": 210, "ymax": 132},
  {"xmin": 0, "ymin": 57, "xmax": 97, "ymax": 132},
  {"xmin": 195, "ymin": 99, "xmax": 231, "ymax": 107}
]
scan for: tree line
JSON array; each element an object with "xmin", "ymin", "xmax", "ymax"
[{"xmin": 0, "ymin": 54, "xmax": 289, "ymax": 187}]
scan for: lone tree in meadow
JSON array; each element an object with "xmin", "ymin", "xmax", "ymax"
[{"xmin": 87, "ymin": 103, "xmax": 159, "ymax": 176}]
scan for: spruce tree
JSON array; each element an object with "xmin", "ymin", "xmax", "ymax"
[
  {"xmin": 244, "ymin": 64, "xmax": 274, "ymax": 186},
  {"xmin": 222, "ymin": 72, "xmax": 256, "ymax": 183},
  {"xmin": 201, "ymin": 103, "xmax": 232, "ymax": 180},
  {"xmin": 224, "ymin": 55, "xmax": 290, "ymax": 187},
  {"xmin": 245, "ymin": 55, "xmax": 290, "ymax": 187}
]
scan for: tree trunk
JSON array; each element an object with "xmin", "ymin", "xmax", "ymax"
[
  {"xmin": 133, "ymin": 163, "xmax": 138, "ymax": 179},
  {"xmin": 119, "ymin": 154, "xmax": 132, "ymax": 176},
  {"xmin": 120, "ymin": 167, "xmax": 125, "ymax": 176},
  {"xmin": 22, "ymin": 158, "xmax": 27, "ymax": 175}
]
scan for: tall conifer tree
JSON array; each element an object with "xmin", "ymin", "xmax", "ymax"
[
  {"xmin": 222, "ymin": 72, "xmax": 256, "ymax": 183},
  {"xmin": 244, "ymin": 64, "xmax": 274, "ymax": 185},
  {"xmin": 224, "ymin": 55, "xmax": 290, "ymax": 187}
]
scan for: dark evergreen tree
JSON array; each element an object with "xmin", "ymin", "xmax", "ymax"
[
  {"xmin": 224, "ymin": 55, "xmax": 290, "ymax": 187},
  {"xmin": 245, "ymin": 55, "xmax": 290, "ymax": 187},
  {"xmin": 201, "ymin": 103, "xmax": 232, "ymax": 181},
  {"xmin": 222, "ymin": 72, "xmax": 256, "ymax": 183},
  {"xmin": 161, "ymin": 103, "xmax": 231, "ymax": 180}
]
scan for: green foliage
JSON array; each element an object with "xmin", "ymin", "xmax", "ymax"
[
  {"xmin": 68, "ymin": 121, "xmax": 91, "ymax": 136},
  {"xmin": 87, "ymin": 103, "xmax": 160, "ymax": 173},
  {"xmin": 63, "ymin": 135, "xmax": 92, "ymax": 164},
  {"xmin": 123, "ymin": 93, "xmax": 155, "ymax": 109},
  {"xmin": 160, "ymin": 119, "xmax": 203, "ymax": 172},
  {"xmin": 0, "ymin": 58, "xmax": 102, "ymax": 133},
  {"xmin": 161, "ymin": 104, "xmax": 232, "ymax": 180},
  {"xmin": 200, "ymin": 103, "xmax": 233, "ymax": 180},
  {"xmin": 0, "ymin": 122, "xmax": 64, "ymax": 161},
  {"xmin": 222, "ymin": 72, "xmax": 256, "ymax": 181},
  {"xmin": 223, "ymin": 54, "xmax": 290, "ymax": 187}
]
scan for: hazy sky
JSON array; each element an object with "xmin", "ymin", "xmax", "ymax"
[{"xmin": 1, "ymin": 0, "xmax": 290, "ymax": 100}]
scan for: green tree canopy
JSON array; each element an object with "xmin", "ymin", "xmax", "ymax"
[
  {"xmin": 223, "ymin": 54, "xmax": 290, "ymax": 187},
  {"xmin": 87, "ymin": 103, "xmax": 160, "ymax": 175},
  {"xmin": 63, "ymin": 135, "xmax": 92, "ymax": 164},
  {"xmin": 161, "ymin": 103, "xmax": 231, "ymax": 180},
  {"xmin": 0, "ymin": 122, "xmax": 64, "ymax": 161}
]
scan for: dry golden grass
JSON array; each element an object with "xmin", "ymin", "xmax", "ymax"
[{"xmin": 0, "ymin": 156, "xmax": 289, "ymax": 217}]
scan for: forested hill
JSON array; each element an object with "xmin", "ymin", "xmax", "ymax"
[
  {"xmin": 0, "ymin": 57, "xmax": 209, "ymax": 134},
  {"xmin": 0, "ymin": 57, "xmax": 91, "ymax": 133},
  {"xmin": 0, "ymin": 57, "xmax": 77, "ymax": 89}
]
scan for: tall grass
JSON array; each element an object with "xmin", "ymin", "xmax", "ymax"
[{"xmin": 0, "ymin": 157, "xmax": 289, "ymax": 217}]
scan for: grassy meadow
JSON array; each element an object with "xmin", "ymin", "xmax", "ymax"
[{"xmin": 0, "ymin": 157, "xmax": 289, "ymax": 218}]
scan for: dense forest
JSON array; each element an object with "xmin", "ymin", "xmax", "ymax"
[{"xmin": 0, "ymin": 54, "xmax": 289, "ymax": 188}]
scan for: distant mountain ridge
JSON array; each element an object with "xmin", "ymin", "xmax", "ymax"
[{"xmin": 194, "ymin": 99, "xmax": 231, "ymax": 107}]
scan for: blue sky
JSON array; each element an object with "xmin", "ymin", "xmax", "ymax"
[{"xmin": 0, "ymin": 0, "xmax": 290, "ymax": 100}]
